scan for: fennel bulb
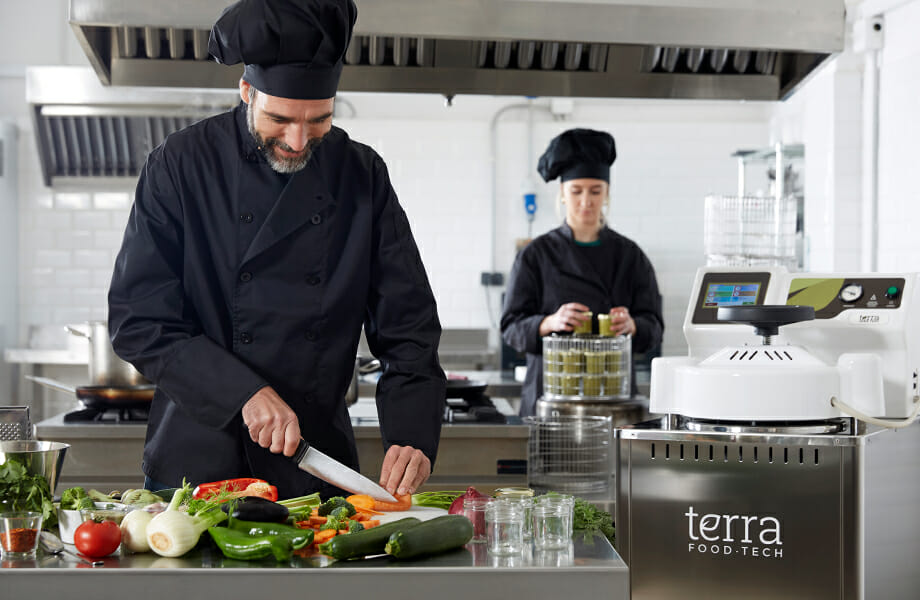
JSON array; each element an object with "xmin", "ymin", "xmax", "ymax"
[{"xmin": 146, "ymin": 481, "xmax": 227, "ymax": 557}]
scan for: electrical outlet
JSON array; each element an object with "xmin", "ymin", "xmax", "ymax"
[{"xmin": 480, "ymin": 272, "xmax": 505, "ymax": 286}]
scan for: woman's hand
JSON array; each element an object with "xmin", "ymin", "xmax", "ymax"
[
  {"xmin": 540, "ymin": 302, "xmax": 591, "ymax": 336},
  {"xmin": 608, "ymin": 306, "xmax": 636, "ymax": 337}
]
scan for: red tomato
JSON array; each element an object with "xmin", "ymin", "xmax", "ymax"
[{"xmin": 74, "ymin": 520, "xmax": 122, "ymax": 558}]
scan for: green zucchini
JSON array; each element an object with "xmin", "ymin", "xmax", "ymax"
[
  {"xmin": 384, "ymin": 515, "xmax": 473, "ymax": 560},
  {"xmin": 318, "ymin": 517, "xmax": 422, "ymax": 560}
]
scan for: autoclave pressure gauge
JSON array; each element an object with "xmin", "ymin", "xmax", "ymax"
[{"xmin": 839, "ymin": 283, "xmax": 863, "ymax": 303}]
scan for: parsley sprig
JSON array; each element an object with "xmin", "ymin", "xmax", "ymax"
[{"xmin": 572, "ymin": 497, "xmax": 615, "ymax": 543}]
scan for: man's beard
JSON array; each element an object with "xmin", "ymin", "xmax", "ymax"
[{"xmin": 247, "ymin": 103, "xmax": 325, "ymax": 174}]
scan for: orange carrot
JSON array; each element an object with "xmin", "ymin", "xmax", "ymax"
[
  {"xmin": 353, "ymin": 513, "xmax": 368, "ymax": 522},
  {"xmin": 346, "ymin": 494, "xmax": 376, "ymax": 511},
  {"xmin": 337, "ymin": 529, "xmax": 349, "ymax": 535},
  {"xmin": 313, "ymin": 529, "xmax": 337, "ymax": 544},
  {"xmin": 363, "ymin": 519, "xmax": 380, "ymax": 529},
  {"xmin": 373, "ymin": 493, "xmax": 412, "ymax": 512},
  {"xmin": 308, "ymin": 515, "xmax": 328, "ymax": 526}
]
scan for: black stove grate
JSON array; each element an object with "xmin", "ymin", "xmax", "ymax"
[{"xmin": 63, "ymin": 407, "xmax": 150, "ymax": 423}]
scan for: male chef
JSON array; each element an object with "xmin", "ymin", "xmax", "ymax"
[{"xmin": 108, "ymin": 0, "xmax": 446, "ymax": 500}]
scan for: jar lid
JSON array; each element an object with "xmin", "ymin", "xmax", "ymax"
[{"xmin": 494, "ymin": 487, "xmax": 535, "ymax": 497}]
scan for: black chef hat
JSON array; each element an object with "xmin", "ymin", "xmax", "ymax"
[
  {"xmin": 209, "ymin": 0, "xmax": 357, "ymax": 100},
  {"xmin": 537, "ymin": 128, "xmax": 617, "ymax": 183}
]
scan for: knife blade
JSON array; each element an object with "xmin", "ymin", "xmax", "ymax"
[{"xmin": 292, "ymin": 439, "xmax": 397, "ymax": 503}]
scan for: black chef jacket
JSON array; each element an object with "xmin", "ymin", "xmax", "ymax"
[
  {"xmin": 108, "ymin": 102, "xmax": 446, "ymax": 499},
  {"xmin": 501, "ymin": 223, "xmax": 663, "ymax": 416}
]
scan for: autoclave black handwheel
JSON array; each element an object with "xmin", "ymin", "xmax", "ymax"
[{"xmin": 716, "ymin": 305, "xmax": 815, "ymax": 337}]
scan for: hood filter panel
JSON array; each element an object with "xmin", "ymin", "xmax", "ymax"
[{"xmin": 34, "ymin": 111, "xmax": 198, "ymax": 185}]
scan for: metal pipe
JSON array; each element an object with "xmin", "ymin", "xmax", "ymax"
[
  {"xmin": 489, "ymin": 103, "xmax": 530, "ymax": 272},
  {"xmin": 774, "ymin": 143, "xmax": 783, "ymax": 262},
  {"xmin": 737, "ymin": 155, "xmax": 746, "ymax": 199},
  {"xmin": 487, "ymin": 100, "xmax": 552, "ymax": 341},
  {"xmin": 862, "ymin": 40, "xmax": 881, "ymax": 271},
  {"xmin": 528, "ymin": 97, "xmax": 535, "ymax": 238}
]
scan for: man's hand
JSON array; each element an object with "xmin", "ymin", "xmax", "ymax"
[
  {"xmin": 379, "ymin": 445, "xmax": 431, "ymax": 497},
  {"xmin": 539, "ymin": 302, "xmax": 591, "ymax": 336},
  {"xmin": 242, "ymin": 386, "xmax": 301, "ymax": 457}
]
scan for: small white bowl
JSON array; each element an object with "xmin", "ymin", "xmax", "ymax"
[{"xmin": 58, "ymin": 501, "xmax": 128, "ymax": 544}]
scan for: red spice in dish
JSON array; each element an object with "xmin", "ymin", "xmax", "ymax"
[{"xmin": 1, "ymin": 528, "xmax": 38, "ymax": 553}]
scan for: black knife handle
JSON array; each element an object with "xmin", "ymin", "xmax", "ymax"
[{"xmin": 292, "ymin": 438, "xmax": 310, "ymax": 463}]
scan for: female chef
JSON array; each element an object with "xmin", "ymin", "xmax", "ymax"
[{"xmin": 501, "ymin": 128, "xmax": 664, "ymax": 416}]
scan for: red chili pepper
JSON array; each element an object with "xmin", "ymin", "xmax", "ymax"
[{"xmin": 192, "ymin": 477, "xmax": 278, "ymax": 502}]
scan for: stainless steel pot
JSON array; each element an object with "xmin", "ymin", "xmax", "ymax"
[
  {"xmin": 66, "ymin": 321, "xmax": 149, "ymax": 386},
  {"xmin": 535, "ymin": 397, "xmax": 649, "ymax": 428},
  {"xmin": 345, "ymin": 357, "xmax": 382, "ymax": 406},
  {"xmin": 345, "ymin": 358, "xmax": 359, "ymax": 406}
]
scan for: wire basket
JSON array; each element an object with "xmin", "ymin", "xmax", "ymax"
[
  {"xmin": 704, "ymin": 194, "xmax": 796, "ymax": 265},
  {"xmin": 524, "ymin": 415, "xmax": 613, "ymax": 497},
  {"xmin": 542, "ymin": 335, "xmax": 631, "ymax": 400}
]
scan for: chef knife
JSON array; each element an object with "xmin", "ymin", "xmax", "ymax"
[{"xmin": 292, "ymin": 439, "xmax": 398, "ymax": 503}]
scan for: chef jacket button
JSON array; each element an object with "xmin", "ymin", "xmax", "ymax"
[
  {"xmin": 304, "ymin": 330, "xmax": 315, "ymax": 341},
  {"xmin": 239, "ymin": 271, "xmax": 252, "ymax": 282},
  {"xmin": 239, "ymin": 212, "xmax": 254, "ymax": 223},
  {"xmin": 311, "ymin": 213, "xmax": 322, "ymax": 225},
  {"xmin": 307, "ymin": 275, "xmax": 320, "ymax": 285},
  {"xmin": 240, "ymin": 332, "xmax": 252, "ymax": 344}
]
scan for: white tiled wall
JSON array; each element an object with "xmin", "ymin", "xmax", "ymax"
[
  {"xmin": 12, "ymin": 1, "xmax": 920, "ymax": 368},
  {"xmin": 876, "ymin": 0, "xmax": 920, "ymax": 271},
  {"xmin": 12, "ymin": 94, "xmax": 771, "ymax": 358},
  {"xmin": 770, "ymin": 0, "xmax": 920, "ymax": 275}
]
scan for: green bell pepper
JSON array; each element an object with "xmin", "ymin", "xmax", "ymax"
[
  {"xmin": 209, "ymin": 526, "xmax": 307, "ymax": 562},
  {"xmin": 226, "ymin": 518, "xmax": 313, "ymax": 550}
]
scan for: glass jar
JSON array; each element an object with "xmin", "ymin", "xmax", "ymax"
[
  {"xmin": 462, "ymin": 497, "xmax": 492, "ymax": 543},
  {"xmin": 495, "ymin": 495, "xmax": 533, "ymax": 540},
  {"xmin": 532, "ymin": 503, "xmax": 570, "ymax": 551},
  {"xmin": 0, "ymin": 511, "xmax": 43, "ymax": 559},
  {"xmin": 535, "ymin": 494, "xmax": 575, "ymax": 540},
  {"xmin": 573, "ymin": 312, "xmax": 593, "ymax": 336},
  {"xmin": 597, "ymin": 313, "xmax": 612, "ymax": 336},
  {"xmin": 485, "ymin": 499, "xmax": 525, "ymax": 556}
]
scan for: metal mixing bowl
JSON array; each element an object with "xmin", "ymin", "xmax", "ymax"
[{"xmin": 0, "ymin": 440, "xmax": 70, "ymax": 494}]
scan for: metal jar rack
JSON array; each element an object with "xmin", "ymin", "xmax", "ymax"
[
  {"xmin": 525, "ymin": 415, "xmax": 613, "ymax": 498},
  {"xmin": 542, "ymin": 335, "xmax": 631, "ymax": 401}
]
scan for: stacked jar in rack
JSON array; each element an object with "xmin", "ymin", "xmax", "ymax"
[{"xmin": 542, "ymin": 321, "xmax": 631, "ymax": 401}]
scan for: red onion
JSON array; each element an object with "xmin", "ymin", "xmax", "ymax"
[{"xmin": 448, "ymin": 486, "xmax": 489, "ymax": 515}]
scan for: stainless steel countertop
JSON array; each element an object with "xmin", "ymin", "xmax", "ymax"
[
  {"xmin": 2, "ymin": 535, "xmax": 628, "ymax": 600},
  {"xmin": 358, "ymin": 369, "xmax": 522, "ymax": 399},
  {"xmin": 4, "ymin": 348, "xmax": 89, "ymax": 365},
  {"xmin": 4, "ymin": 348, "xmax": 504, "ymax": 371},
  {"xmin": 35, "ymin": 412, "xmax": 529, "ymax": 440}
]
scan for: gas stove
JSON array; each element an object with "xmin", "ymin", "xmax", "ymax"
[
  {"xmin": 443, "ymin": 394, "xmax": 505, "ymax": 423},
  {"xmin": 63, "ymin": 406, "xmax": 150, "ymax": 423}
]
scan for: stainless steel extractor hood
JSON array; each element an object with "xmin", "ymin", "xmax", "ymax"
[
  {"xmin": 69, "ymin": 0, "xmax": 845, "ymax": 102},
  {"xmin": 27, "ymin": 66, "xmax": 238, "ymax": 186}
]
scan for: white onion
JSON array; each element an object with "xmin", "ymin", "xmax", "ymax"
[{"xmin": 120, "ymin": 508, "xmax": 153, "ymax": 553}]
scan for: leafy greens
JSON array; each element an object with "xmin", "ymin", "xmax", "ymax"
[
  {"xmin": 0, "ymin": 458, "xmax": 57, "ymax": 527},
  {"xmin": 572, "ymin": 497, "xmax": 615, "ymax": 544}
]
